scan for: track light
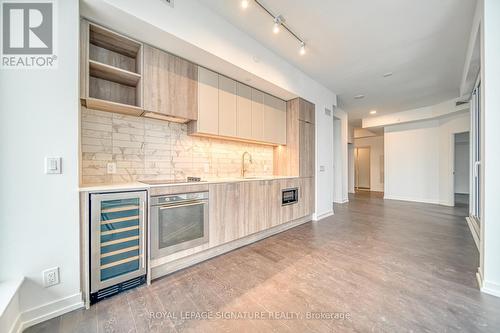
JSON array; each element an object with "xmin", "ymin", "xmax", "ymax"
[
  {"xmin": 273, "ymin": 15, "xmax": 283, "ymax": 34},
  {"xmin": 299, "ymin": 42, "xmax": 306, "ymax": 55},
  {"xmin": 241, "ymin": 0, "xmax": 249, "ymax": 9}
]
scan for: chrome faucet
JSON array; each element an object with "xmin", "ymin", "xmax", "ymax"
[{"xmin": 241, "ymin": 151, "xmax": 253, "ymax": 178}]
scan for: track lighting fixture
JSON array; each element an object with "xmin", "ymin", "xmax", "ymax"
[
  {"xmin": 299, "ymin": 42, "xmax": 306, "ymax": 55},
  {"xmin": 273, "ymin": 15, "xmax": 284, "ymax": 34},
  {"xmin": 243, "ymin": 0, "xmax": 307, "ymax": 56}
]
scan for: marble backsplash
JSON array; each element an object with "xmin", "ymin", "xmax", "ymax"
[{"xmin": 80, "ymin": 107, "xmax": 274, "ymax": 185}]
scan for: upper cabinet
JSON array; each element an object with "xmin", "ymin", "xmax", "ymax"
[
  {"xmin": 80, "ymin": 21, "xmax": 144, "ymax": 116},
  {"xmin": 237, "ymin": 83, "xmax": 253, "ymax": 140},
  {"xmin": 81, "ymin": 20, "xmax": 288, "ymax": 146},
  {"xmin": 274, "ymin": 97, "xmax": 315, "ymax": 177},
  {"xmin": 218, "ymin": 76, "xmax": 237, "ymax": 137},
  {"xmin": 142, "ymin": 45, "xmax": 197, "ymax": 122},
  {"xmin": 189, "ymin": 66, "xmax": 219, "ymax": 135},
  {"xmin": 298, "ymin": 98, "xmax": 315, "ymax": 124},
  {"xmin": 263, "ymin": 94, "xmax": 287, "ymax": 145},
  {"xmin": 251, "ymin": 89, "xmax": 265, "ymax": 141},
  {"xmin": 189, "ymin": 66, "xmax": 287, "ymax": 146}
]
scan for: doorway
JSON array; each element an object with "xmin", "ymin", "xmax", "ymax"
[
  {"xmin": 355, "ymin": 147, "xmax": 370, "ymax": 190},
  {"xmin": 454, "ymin": 132, "xmax": 470, "ymax": 207}
]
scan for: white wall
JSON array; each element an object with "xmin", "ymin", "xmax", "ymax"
[
  {"xmin": 348, "ymin": 145, "xmax": 355, "ymax": 193},
  {"xmin": 385, "ymin": 120, "xmax": 440, "ymax": 203},
  {"xmin": 384, "ymin": 112, "xmax": 469, "ymax": 205},
  {"xmin": 0, "ymin": 0, "xmax": 82, "ymax": 330},
  {"xmin": 82, "ymin": 0, "xmax": 340, "ymax": 219},
  {"xmin": 333, "ymin": 109, "xmax": 349, "ymax": 204},
  {"xmin": 481, "ymin": 0, "xmax": 500, "ymax": 298},
  {"xmin": 454, "ymin": 138, "xmax": 470, "ymax": 194},
  {"xmin": 354, "ymin": 136, "xmax": 384, "ymax": 192}
]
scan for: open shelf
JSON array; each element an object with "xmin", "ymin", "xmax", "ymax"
[
  {"xmin": 89, "ymin": 60, "xmax": 141, "ymax": 87},
  {"xmin": 83, "ymin": 98, "xmax": 143, "ymax": 117},
  {"xmin": 82, "ymin": 21, "xmax": 143, "ymax": 116}
]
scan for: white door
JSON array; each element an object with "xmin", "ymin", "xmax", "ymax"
[{"xmin": 355, "ymin": 147, "xmax": 371, "ymax": 190}]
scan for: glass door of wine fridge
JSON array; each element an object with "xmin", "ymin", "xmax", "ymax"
[{"xmin": 90, "ymin": 191, "xmax": 146, "ymax": 303}]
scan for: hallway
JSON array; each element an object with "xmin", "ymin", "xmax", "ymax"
[{"xmin": 27, "ymin": 193, "xmax": 500, "ymax": 332}]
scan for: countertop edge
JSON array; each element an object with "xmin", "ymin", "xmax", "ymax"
[{"xmin": 79, "ymin": 176, "xmax": 302, "ymax": 193}]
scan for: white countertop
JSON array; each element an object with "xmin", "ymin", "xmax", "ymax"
[{"xmin": 79, "ymin": 175, "xmax": 300, "ymax": 192}]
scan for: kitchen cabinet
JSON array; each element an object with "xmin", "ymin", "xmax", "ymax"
[
  {"xmin": 189, "ymin": 66, "xmax": 286, "ymax": 145},
  {"xmin": 243, "ymin": 180, "xmax": 269, "ymax": 234},
  {"xmin": 274, "ymin": 97, "xmax": 316, "ymax": 177},
  {"xmin": 299, "ymin": 177, "xmax": 314, "ymax": 217},
  {"xmin": 237, "ymin": 83, "xmax": 253, "ymax": 139},
  {"xmin": 299, "ymin": 98, "xmax": 315, "ymax": 124},
  {"xmin": 299, "ymin": 120, "xmax": 315, "ymax": 177},
  {"xmin": 188, "ymin": 66, "xmax": 219, "ymax": 135},
  {"xmin": 142, "ymin": 45, "xmax": 198, "ymax": 122},
  {"xmin": 209, "ymin": 182, "xmax": 245, "ymax": 246},
  {"xmin": 251, "ymin": 89, "xmax": 265, "ymax": 141},
  {"xmin": 263, "ymin": 94, "xmax": 287, "ymax": 145},
  {"xmin": 218, "ymin": 75, "xmax": 238, "ymax": 137},
  {"xmin": 80, "ymin": 20, "xmax": 144, "ymax": 116}
]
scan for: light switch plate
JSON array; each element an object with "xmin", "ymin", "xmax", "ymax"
[
  {"xmin": 107, "ymin": 162, "xmax": 117, "ymax": 174},
  {"xmin": 319, "ymin": 165, "xmax": 325, "ymax": 172},
  {"xmin": 45, "ymin": 157, "xmax": 61, "ymax": 174}
]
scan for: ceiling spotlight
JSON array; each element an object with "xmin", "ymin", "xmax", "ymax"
[
  {"xmin": 354, "ymin": 94, "xmax": 365, "ymax": 99},
  {"xmin": 241, "ymin": 0, "xmax": 249, "ymax": 9},
  {"xmin": 273, "ymin": 15, "xmax": 284, "ymax": 34},
  {"xmin": 299, "ymin": 42, "xmax": 306, "ymax": 55},
  {"xmin": 370, "ymin": 110, "xmax": 377, "ymax": 115}
]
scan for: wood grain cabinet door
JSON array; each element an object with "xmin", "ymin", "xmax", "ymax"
[
  {"xmin": 243, "ymin": 180, "xmax": 268, "ymax": 235},
  {"xmin": 266, "ymin": 180, "xmax": 283, "ymax": 227},
  {"xmin": 143, "ymin": 45, "xmax": 198, "ymax": 120},
  {"xmin": 299, "ymin": 177, "xmax": 314, "ymax": 217},
  {"xmin": 209, "ymin": 182, "xmax": 244, "ymax": 247},
  {"xmin": 218, "ymin": 75, "xmax": 237, "ymax": 137},
  {"xmin": 298, "ymin": 98, "xmax": 315, "ymax": 124},
  {"xmin": 299, "ymin": 121, "xmax": 315, "ymax": 177}
]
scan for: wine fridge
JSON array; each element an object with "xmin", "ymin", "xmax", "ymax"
[{"xmin": 90, "ymin": 191, "xmax": 146, "ymax": 303}]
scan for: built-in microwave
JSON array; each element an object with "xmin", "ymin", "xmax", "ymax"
[{"xmin": 282, "ymin": 187, "xmax": 299, "ymax": 206}]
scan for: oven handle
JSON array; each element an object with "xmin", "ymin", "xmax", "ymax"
[{"xmin": 157, "ymin": 200, "xmax": 208, "ymax": 210}]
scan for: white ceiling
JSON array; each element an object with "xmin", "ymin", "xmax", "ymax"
[{"xmin": 197, "ymin": 0, "xmax": 477, "ymax": 121}]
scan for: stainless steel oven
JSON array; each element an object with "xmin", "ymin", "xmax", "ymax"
[{"xmin": 150, "ymin": 191, "xmax": 209, "ymax": 258}]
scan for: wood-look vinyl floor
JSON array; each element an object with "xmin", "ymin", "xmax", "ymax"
[{"xmin": 26, "ymin": 192, "xmax": 500, "ymax": 332}]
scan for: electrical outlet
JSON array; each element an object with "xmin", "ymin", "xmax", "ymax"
[
  {"xmin": 43, "ymin": 267, "xmax": 60, "ymax": 288},
  {"xmin": 107, "ymin": 162, "xmax": 117, "ymax": 174}
]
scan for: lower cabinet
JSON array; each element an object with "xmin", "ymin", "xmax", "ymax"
[
  {"xmin": 243, "ymin": 180, "xmax": 270, "ymax": 234},
  {"xmin": 209, "ymin": 178, "xmax": 314, "ymax": 247},
  {"xmin": 209, "ymin": 182, "xmax": 245, "ymax": 247}
]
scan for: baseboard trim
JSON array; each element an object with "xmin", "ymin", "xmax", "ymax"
[
  {"xmin": 16, "ymin": 293, "xmax": 83, "ymax": 333},
  {"xmin": 383, "ymin": 195, "xmax": 440, "ymax": 205},
  {"xmin": 152, "ymin": 215, "xmax": 312, "ymax": 280},
  {"xmin": 314, "ymin": 211, "xmax": 334, "ymax": 221},
  {"xmin": 482, "ymin": 280, "xmax": 500, "ymax": 298}
]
